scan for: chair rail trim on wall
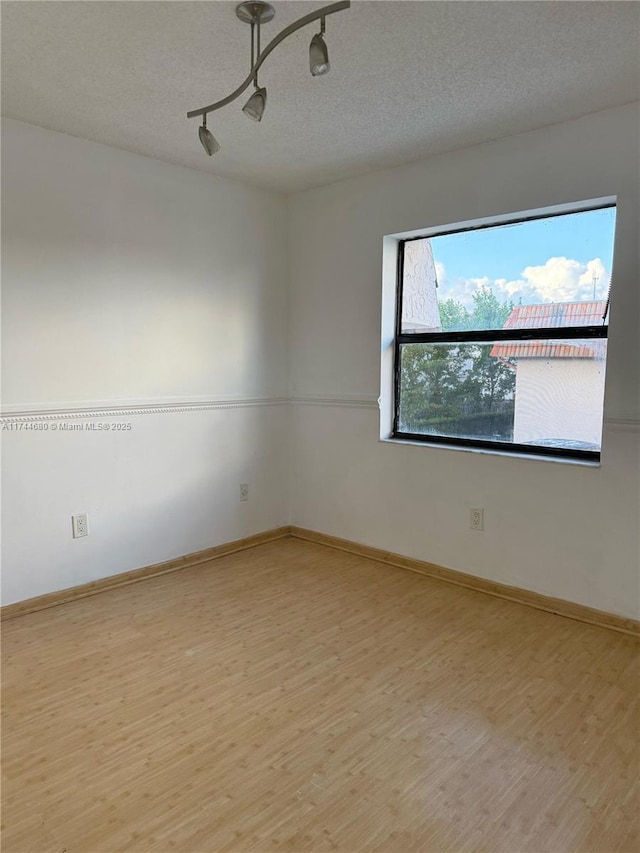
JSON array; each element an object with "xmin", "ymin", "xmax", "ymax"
[
  {"xmin": 0, "ymin": 397, "xmax": 289, "ymax": 422},
  {"xmin": 2, "ymin": 393, "xmax": 636, "ymax": 433},
  {"xmin": 291, "ymin": 395, "xmax": 379, "ymax": 408}
]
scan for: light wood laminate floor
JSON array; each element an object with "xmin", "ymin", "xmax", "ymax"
[{"xmin": 2, "ymin": 538, "xmax": 638, "ymax": 852}]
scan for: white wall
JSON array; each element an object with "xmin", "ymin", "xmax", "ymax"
[
  {"xmin": 3, "ymin": 106, "xmax": 639, "ymax": 620},
  {"xmin": 1, "ymin": 119, "xmax": 289, "ymax": 604},
  {"xmin": 288, "ymin": 103, "xmax": 640, "ymax": 620}
]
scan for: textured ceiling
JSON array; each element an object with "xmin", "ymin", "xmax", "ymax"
[{"xmin": 2, "ymin": 1, "xmax": 639, "ymax": 192}]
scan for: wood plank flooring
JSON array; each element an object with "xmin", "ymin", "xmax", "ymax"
[{"xmin": 2, "ymin": 538, "xmax": 638, "ymax": 852}]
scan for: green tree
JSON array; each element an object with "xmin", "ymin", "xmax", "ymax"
[
  {"xmin": 463, "ymin": 287, "xmax": 515, "ymax": 416},
  {"xmin": 468, "ymin": 286, "xmax": 513, "ymax": 331},
  {"xmin": 439, "ymin": 298, "xmax": 471, "ymax": 332},
  {"xmin": 399, "ymin": 343, "xmax": 468, "ymax": 429},
  {"xmin": 399, "ymin": 287, "xmax": 516, "ymax": 439},
  {"xmin": 439, "ymin": 286, "xmax": 513, "ymax": 332}
]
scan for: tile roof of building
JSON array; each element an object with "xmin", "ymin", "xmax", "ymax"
[
  {"xmin": 502, "ymin": 301, "xmax": 607, "ymax": 330},
  {"xmin": 491, "ymin": 301, "xmax": 607, "ymax": 360}
]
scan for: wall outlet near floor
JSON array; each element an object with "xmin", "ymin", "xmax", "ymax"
[
  {"xmin": 72, "ymin": 513, "xmax": 89, "ymax": 538},
  {"xmin": 240, "ymin": 483, "xmax": 249, "ymax": 502},
  {"xmin": 469, "ymin": 507, "xmax": 484, "ymax": 531}
]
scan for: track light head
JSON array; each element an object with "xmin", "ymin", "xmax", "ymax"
[
  {"xmin": 199, "ymin": 119, "xmax": 220, "ymax": 156},
  {"xmin": 242, "ymin": 86, "xmax": 267, "ymax": 122},
  {"xmin": 309, "ymin": 33, "xmax": 330, "ymax": 76}
]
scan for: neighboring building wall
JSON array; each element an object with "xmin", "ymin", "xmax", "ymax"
[
  {"xmin": 513, "ymin": 359, "xmax": 607, "ymax": 445},
  {"xmin": 401, "ymin": 239, "xmax": 441, "ymax": 332}
]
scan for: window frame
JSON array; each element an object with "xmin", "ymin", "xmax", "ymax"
[{"xmin": 391, "ymin": 204, "xmax": 614, "ymax": 462}]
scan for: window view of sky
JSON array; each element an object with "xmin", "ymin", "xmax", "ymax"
[{"xmin": 430, "ymin": 207, "xmax": 616, "ymax": 308}]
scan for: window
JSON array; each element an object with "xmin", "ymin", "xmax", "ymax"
[{"xmin": 392, "ymin": 203, "xmax": 617, "ymax": 461}]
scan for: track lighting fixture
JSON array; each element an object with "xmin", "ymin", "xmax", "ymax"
[
  {"xmin": 198, "ymin": 115, "xmax": 220, "ymax": 156},
  {"xmin": 188, "ymin": 1, "xmax": 350, "ymax": 152}
]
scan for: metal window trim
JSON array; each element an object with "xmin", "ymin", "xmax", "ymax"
[{"xmin": 397, "ymin": 325, "xmax": 608, "ymax": 346}]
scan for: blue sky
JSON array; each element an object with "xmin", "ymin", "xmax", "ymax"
[{"xmin": 428, "ymin": 207, "xmax": 617, "ymax": 307}]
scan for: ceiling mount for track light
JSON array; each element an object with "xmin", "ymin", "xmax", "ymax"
[
  {"xmin": 235, "ymin": 1, "xmax": 275, "ymax": 26},
  {"xmin": 187, "ymin": 1, "xmax": 351, "ymax": 155}
]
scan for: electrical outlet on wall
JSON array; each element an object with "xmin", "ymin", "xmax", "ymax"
[
  {"xmin": 72, "ymin": 513, "xmax": 89, "ymax": 538},
  {"xmin": 240, "ymin": 484, "xmax": 249, "ymax": 502},
  {"xmin": 469, "ymin": 507, "xmax": 484, "ymax": 531}
]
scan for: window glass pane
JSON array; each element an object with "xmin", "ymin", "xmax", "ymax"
[
  {"xmin": 398, "ymin": 339, "xmax": 606, "ymax": 451},
  {"xmin": 401, "ymin": 207, "xmax": 616, "ymax": 333}
]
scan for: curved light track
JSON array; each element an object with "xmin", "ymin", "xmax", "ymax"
[{"xmin": 187, "ymin": 1, "xmax": 350, "ymax": 119}]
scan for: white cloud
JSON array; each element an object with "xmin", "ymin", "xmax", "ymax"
[{"xmin": 437, "ymin": 257, "xmax": 610, "ymax": 308}]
